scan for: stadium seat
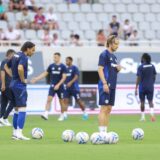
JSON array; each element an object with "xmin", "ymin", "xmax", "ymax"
[
  {"xmin": 15, "ymin": 12, "xmax": 22, "ymax": 21},
  {"xmin": 69, "ymin": 4, "xmax": 80, "ymax": 13},
  {"xmin": 151, "ymin": 4, "xmax": 160, "ymax": 13},
  {"xmin": 121, "ymin": 0, "xmax": 133, "ymax": 4},
  {"xmin": 29, "ymin": 12, "xmax": 36, "ymax": 21},
  {"xmin": 99, "ymin": 0, "xmax": 110, "ymax": 3},
  {"xmin": 0, "ymin": 20, "xmax": 7, "ymax": 30},
  {"xmin": 145, "ymin": 13, "xmax": 156, "ymax": 22},
  {"xmin": 86, "ymin": 13, "xmax": 97, "ymax": 22},
  {"xmin": 40, "ymin": 0, "xmax": 51, "ymax": 4},
  {"xmin": 58, "ymin": 21, "xmax": 67, "ymax": 30},
  {"xmin": 157, "ymin": 13, "xmax": 160, "ymax": 22},
  {"xmin": 133, "ymin": 0, "xmax": 144, "ymax": 4},
  {"xmin": 72, "ymin": 30, "xmax": 84, "ymax": 39},
  {"xmin": 103, "ymin": 4, "xmax": 114, "ymax": 13},
  {"xmin": 144, "ymin": 0, "xmax": 156, "ymax": 4},
  {"xmin": 61, "ymin": 30, "xmax": 71, "ymax": 40},
  {"xmin": 79, "ymin": 22, "xmax": 90, "ymax": 31},
  {"xmin": 139, "ymin": 22, "xmax": 150, "ymax": 31},
  {"xmin": 50, "ymin": 30, "xmax": 60, "ymax": 38},
  {"xmin": 68, "ymin": 22, "xmax": 79, "ymax": 31},
  {"xmin": 37, "ymin": 30, "xmax": 44, "ymax": 39},
  {"xmin": 85, "ymin": 30, "xmax": 96, "ymax": 40},
  {"xmin": 144, "ymin": 30, "xmax": 156, "ymax": 40},
  {"xmin": 52, "ymin": 0, "xmax": 63, "ymax": 3},
  {"xmin": 80, "ymin": 4, "xmax": 92, "ymax": 13},
  {"xmin": 6, "ymin": 12, "xmax": 15, "ymax": 22},
  {"xmin": 62, "ymin": 13, "xmax": 73, "ymax": 22},
  {"xmin": 98, "ymin": 13, "xmax": 109, "ymax": 23},
  {"xmin": 91, "ymin": 22, "xmax": 102, "ymax": 31},
  {"xmin": 25, "ymin": 30, "xmax": 37, "ymax": 40},
  {"xmin": 127, "ymin": 4, "xmax": 138, "ymax": 13},
  {"xmin": 151, "ymin": 22, "xmax": 160, "ymax": 31},
  {"xmin": 139, "ymin": 4, "xmax": 150, "ymax": 13},
  {"xmin": 92, "ymin": 4, "xmax": 103, "ymax": 13},
  {"xmin": 156, "ymin": 30, "xmax": 160, "ymax": 40},
  {"xmin": 74, "ymin": 13, "xmax": 86, "ymax": 22},
  {"xmin": 109, "ymin": 0, "xmax": 121, "ymax": 3},
  {"xmin": 120, "ymin": 13, "xmax": 132, "ymax": 22},
  {"xmin": 133, "ymin": 13, "xmax": 144, "ymax": 22},
  {"xmin": 115, "ymin": 4, "xmax": 126, "ymax": 13},
  {"xmin": 57, "ymin": 4, "xmax": 68, "ymax": 12}
]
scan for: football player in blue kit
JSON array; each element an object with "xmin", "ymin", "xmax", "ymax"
[
  {"xmin": 31, "ymin": 52, "xmax": 67, "ymax": 121},
  {"xmin": 5, "ymin": 41, "xmax": 35, "ymax": 140},
  {"xmin": 0, "ymin": 49, "xmax": 15, "ymax": 127},
  {"xmin": 98, "ymin": 35, "xmax": 122, "ymax": 133},
  {"xmin": 135, "ymin": 53, "xmax": 157, "ymax": 122},
  {"xmin": 64, "ymin": 57, "xmax": 88, "ymax": 120}
]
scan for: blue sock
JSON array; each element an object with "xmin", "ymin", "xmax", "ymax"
[
  {"xmin": 13, "ymin": 112, "xmax": 18, "ymax": 129},
  {"xmin": 17, "ymin": 112, "xmax": 26, "ymax": 129}
]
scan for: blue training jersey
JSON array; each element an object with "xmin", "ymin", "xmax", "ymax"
[
  {"xmin": 0, "ymin": 59, "xmax": 12, "ymax": 87},
  {"xmin": 65, "ymin": 65, "xmax": 80, "ymax": 90},
  {"xmin": 98, "ymin": 49, "xmax": 118, "ymax": 89},
  {"xmin": 137, "ymin": 63, "xmax": 156, "ymax": 91},
  {"xmin": 47, "ymin": 63, "xmax": 67, "ymax": 85},
  {"xmin": 7, "ymin": 52, "xmax": 28, "ymax": 82}
]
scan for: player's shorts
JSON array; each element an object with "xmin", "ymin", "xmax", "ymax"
[
  {"xmin": 139, "ymin": 89, "xmax": 154, "ymax": 102},
  {"xmin": 10, "ymin": 81, "xmax": 27, "ymax": 107},
  {"xmin": 64, "ymin": 88, "xmax": 80, "ymax": 101},
  {"xmin": 48, "ymin": 85, "xmax": 65, "ymax": 99},
  {"xmin": 98, "ymin": 87, "xmax": 116, "ymax": 106}
]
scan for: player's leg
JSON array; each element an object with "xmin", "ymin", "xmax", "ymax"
[
  {"xmin": 41, "ymin": 87, "xmax": 54, "ymax": 120},
  {"xmin": 147, "ymin": 90, "xmax": 155, "ymax": 122},
  {"xmin": 139, "ymin": 91, "xmax": 145, "ymax": 121}
]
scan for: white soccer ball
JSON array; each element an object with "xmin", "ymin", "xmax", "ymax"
[
  {"xmin": 32, "ymin": 128, "xmax": 44, "ymax": 139},
  {"xmin": 90, "ymin": 132, "xmax": 104, "ymax": 144},
  {"xmin": 132, "ymin": 128, "xmax": 144, "ymax": 140},
  {"xmin": 62, "ymin": 130, "xmax": 75, "ymax": 142},
  {"xmin": 104, "ymin": 132, "xmax": 119, "ymax": 144},
  {"xmin": 75, "ymin": 132, "xmax": 89, "ymax": 144}
]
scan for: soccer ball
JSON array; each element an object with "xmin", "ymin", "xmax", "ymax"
[
  {"xmin": 31, "ymin": 128, "xmax": 44, "ymax": 139},
  {"xmin": 104, "ymin": 132, "xmax": 119, "ymax": 144},
  {"xmin": 132, "ymin": 128, "xmax": 144, "ymax": 140},
  {"xmin": 62, "ymin": 130, "xmax": 75, "ymax": 142},
  {"xmin": 75, "ymin": 132, "xmax": 89, "ymax": 144},
  {"xmin": 90, "ymin": 132, "xmax": 104, "ymax": 144}
]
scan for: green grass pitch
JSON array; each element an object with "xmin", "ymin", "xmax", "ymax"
[{"xmin": 0, "ymin": 115, "xmax": 160, "ymax": 160}]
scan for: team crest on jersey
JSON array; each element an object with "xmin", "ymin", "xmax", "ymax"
[
  {"xmin": 69, "ymin": 69, "xmax": 72, "ymax": 72},
  {"xmin": 105, "ymin": 100, "xmax": 109, "ymax": 104},
  {"xmin": 51, "ymin": 67, "xmax": 55, "ymax": 70},
  {"xmin": 110, "ymin": 57, "xmax": 113, "ymax": 61},
  {"xmin": 58, "ymin": 67, "xmax": 61, "ymax": 71}
]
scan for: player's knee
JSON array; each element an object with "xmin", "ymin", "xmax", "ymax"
[{"xmin": 18, "ymin": 107, "xmax": 26, "ymax": 112}]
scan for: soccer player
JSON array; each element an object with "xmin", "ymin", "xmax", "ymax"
[
  {"xmin": 0, "ymin": 49, "xmax": 15, "ymax": 126},
  {"xmin": 135, "ymin": 53, "xmax": 156, "ymax": 122},
  {"xmin": 98, "ymin": 35, "xmax": 121, "ymax": 133},
  {"xmin": 31, "ymin": 52, "xmax": 67, "ymax": 121},
  {"xmin": 5, "ymin": 41, "xmax": 35, "ymax": 140},
  {"xmin": 64, "ymin": 57, "xmax": 88, "ymax": 120}
]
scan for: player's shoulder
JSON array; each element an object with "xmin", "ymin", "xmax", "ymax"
[
  {"xmin": 60, "ymin": 63, "xmax": 66, "ymax": 68},
  {"xmin": 100, "ymin": 50, "xmax": 109, "ymax": 57},
  {"xmin": 72, "ymin": 65, "xmax": 78, "ymax": 70}
]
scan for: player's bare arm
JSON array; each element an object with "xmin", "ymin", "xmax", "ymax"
[
  {"xmin": 54, "ymin": 73, "xmax": 67, "ymax": 90},
  {"xmin": 30, "ymin": 71, "xmax": 48, "ymax": 83},
  {"xmin": 67, "ymin": 74, "xmax": 78, "ymax": 88},
  {"xmin": 98, "ymin": 66, "xmax": 109, "ymax": 93},
  {"xmin": 1, "ymin": 70, "xmax": 6, "ymax": 92},
  {"xmin": 135, "ymin": 76, "xmax": 140, "ymax": 96},
  {"xmin": 18, "ymin": 64, "xmax": 26, "ymax": 84},
  {"xmin": 4, "ymin": 64, "xmax": 12, "ymax": 77}
]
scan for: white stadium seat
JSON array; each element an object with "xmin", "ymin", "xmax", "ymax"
[
  {"xmin": 37, "ymin": 30, "xmax": 44, "ymax": 39},
  {"xmin": 62, "ymin": 13, "xmax": 73, "ymax": 22},
  {"xmin": 157, "ymin": 31, "xmax": 160, "ymax": 40},
  {"xmin": 61, "ymin": 30, "xmax": 71, "ymax": 40},
  {"xmin": 109, "ymin": 0, "xmax": 120, "ymax": 3},
  {"xmin": 80, "ymin": 22, "xmax": 90, "ymax": 31},
  {"xmin": 139, "ymin": 4, "xmax": 150, "ymax": 13},
  {"xmin": 15, "ymin": 12, "xmax": 21, "ymax": 21},
  {"xmin": 25, "ymin": 30, "xmax": 37, "ymax": 40},
  {"xmin": 74, "ymin": 13, "xmax": 86, "ymax": 22},
  {"xmin": 139, "ymin": 22, "xmax": 150, "ymax": 31},
  {"xmin": 92, "ymin": 4, "xmax": 103, "ymax": 13},
  {"xmin": 98, "ymin": 13, "xmax": 109, "ymax": 23},
  {"xmin": 57, "ymin": 4, "xmax": 68, "ymax": 12},
  {"xmin": 91, "ymin": 22, "xmax": 102, "ymax": 31},
  {"xmin": 151, "ymin": 4, "xmax": 160, "ymax": 13},
  {"xmin": 73, "ymin": 30, "xmax": 84, "ymax": 39},
  {"xmin": 99, "ymin": 0, "xmax": 110, "ymax": 3},
  {"xmin": 58, "ymin": 21, "xmax": 67, "ymax": 30},
  {"xmin": 115, "ymin": 4, "xmax": 126, "ymax": 13},
  {"xmin": 144, "ymin": 0, "xmax": 156, "ymax": 4},
  {"xmin": 0, "ymin": 20, "xmax": 7, "ymax": 30},
  {"xmin": 68, "ymin": 22, "xmax": 79, "ymax": 31},
  {"xmin": 80, "ymin": 4, "xmax": 92, "ymax": 12},
  {"xmin": 127, "ymin": 4, "xmax": 138, "ymax": 13},
  {"xmin": 40, "ymin": 0, "xmax": 51, "ymax": 4},
  {"xmin": 104, "ymin": 4, "xmax": 114, "ymax": 13},
  {"xmin": 145, "ymin": 30, "xmax": 156, "ymax": 40},
  {"xmin": 86, "ymin": 13, "xmax": 97, "ymax": 22},
  {"xmin": 6, "ymin": 12, "xmax": 15, "ymax": 22},
  {"xmin": 121, "ymin": 0, "xmax": 133, "ymax": 4},
  {"xmin": 157, "ymin": 13, "xmax": 160, "ymax": 22},
  {"xmin": 145, "ymin": 13, "xmax": 156, "ymax": 22},
  {"xmin": 52, "ymin": 0, "xmax": 63, "ymax": 3},
  {"xmin": 69, "ymin": 4, "xmax": 80, "ymax": 13},
  {"xmin": 120, "ymin": 13, "xmax": 132, "ymax": 22},
  {"xmin": 85, "ymin": 30, "xmax": 96, "ymax": 40},
  {"xmin": 151, "ymin": 22, "xmax": 160, "ymax": 31},
  {"xmin": 133, "ymin": 13, "xmax": 144, "ymax": 22},
  {"xmin": 133, "ymin": 0, "xmax": 144, "ymax": 4}
]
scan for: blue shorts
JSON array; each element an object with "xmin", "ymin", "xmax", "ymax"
[
  {"xmin": 139, "ymin": 89, "xmax": 154, "ymax": 102},
  {"xmin": 98, "ymin": 87, "xmax": 116, "ymax": 106},
  {"xmin": 48, "ymin": 85, "xmax": 65, "ymax": 99},
  {"xmin": 10, "ymin": 81, "xmax": 27, "ymax": 107},
  {"xmin": 64, "ymin": 88, "xmax": 80, "ymax": 101}
]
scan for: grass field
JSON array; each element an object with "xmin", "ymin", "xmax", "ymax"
[{"xmin": 0, "ymin": 114, "xmax": 160, "ymax": 160}]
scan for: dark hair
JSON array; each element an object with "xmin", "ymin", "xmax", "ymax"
[
  {"xmin": 74, "ymin": 34, "xmax": 80, "ymax": 40},
  {"xmin": 106, "ymin": 35, "xmax": 117, "ymax": 47},
  {"xmin": 141, "ymin": 53, "xmax": 151, "ymax": 64},
  {"xmin": 98, "ymin": 29, "xmax": 104, "ymax": 34},
  {"xmin": 6, "ymin": 49, "xmax": 15, "ymax": 57},
  {"xmin": 112, "ymin": 15, "xmax": 117, "ymax": 18},
  {"xmin": 54, "ymin": 52, "xmax": 61, "ymax": 57},
  {"xmin": 66, "ymin": 56, "xmax": 73, "ymax": 61},
  {"xmin": 21, "ymin": 41, "xmax": 35, "ymax": 52}
]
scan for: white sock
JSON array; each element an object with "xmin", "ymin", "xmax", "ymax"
[
  {"xmin": 99, "ymin": 126, "xmax": 107, "ymax": 133},
  {"xmin": 63, "ymin": 112, "xmax": 67, "ymax": 117},
  {"xmin": 141, "ymin": 112, "xmax": 145, "ymax": 119},
  {"xmin": 44, "ymin": 110, "xmax": 48, "ymax": 116},
  {"xmin": 150, "ymin": 108, "xmax": 154, "ymax": 117},
  {"xmin": 13, "ymin": 129, "xmax": 17, "ymax": 136},
  {"xmin": 83, "ymin": 111, "xmax": 87, "ymax": 115}
]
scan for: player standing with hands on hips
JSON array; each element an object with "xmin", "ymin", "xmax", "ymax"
[{"xmin": 98, "ymin": 35, "xmax": 122, "ymax": 133}]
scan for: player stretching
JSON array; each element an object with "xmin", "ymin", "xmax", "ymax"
[
  {"xmin": 98, "ymin": 35, "xmax": 121, "ymax": 133},
  {"xmin": 64, "ymin": 57, "xmax": 88, "ymax": 120},
  {"xmin": 31, "ymin": 52, "xmax": 67, "ymax": 121},
  {"xmin": 5, "ymin": 42, "xmax": 35, "ymax": 140},
  {"xmin": 135, "ymin": 53, "xmax": 156, "ymax": 122},
  {"xmin": 0, "ymin": 49, "xmax": 15, "ymax": 126}
]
